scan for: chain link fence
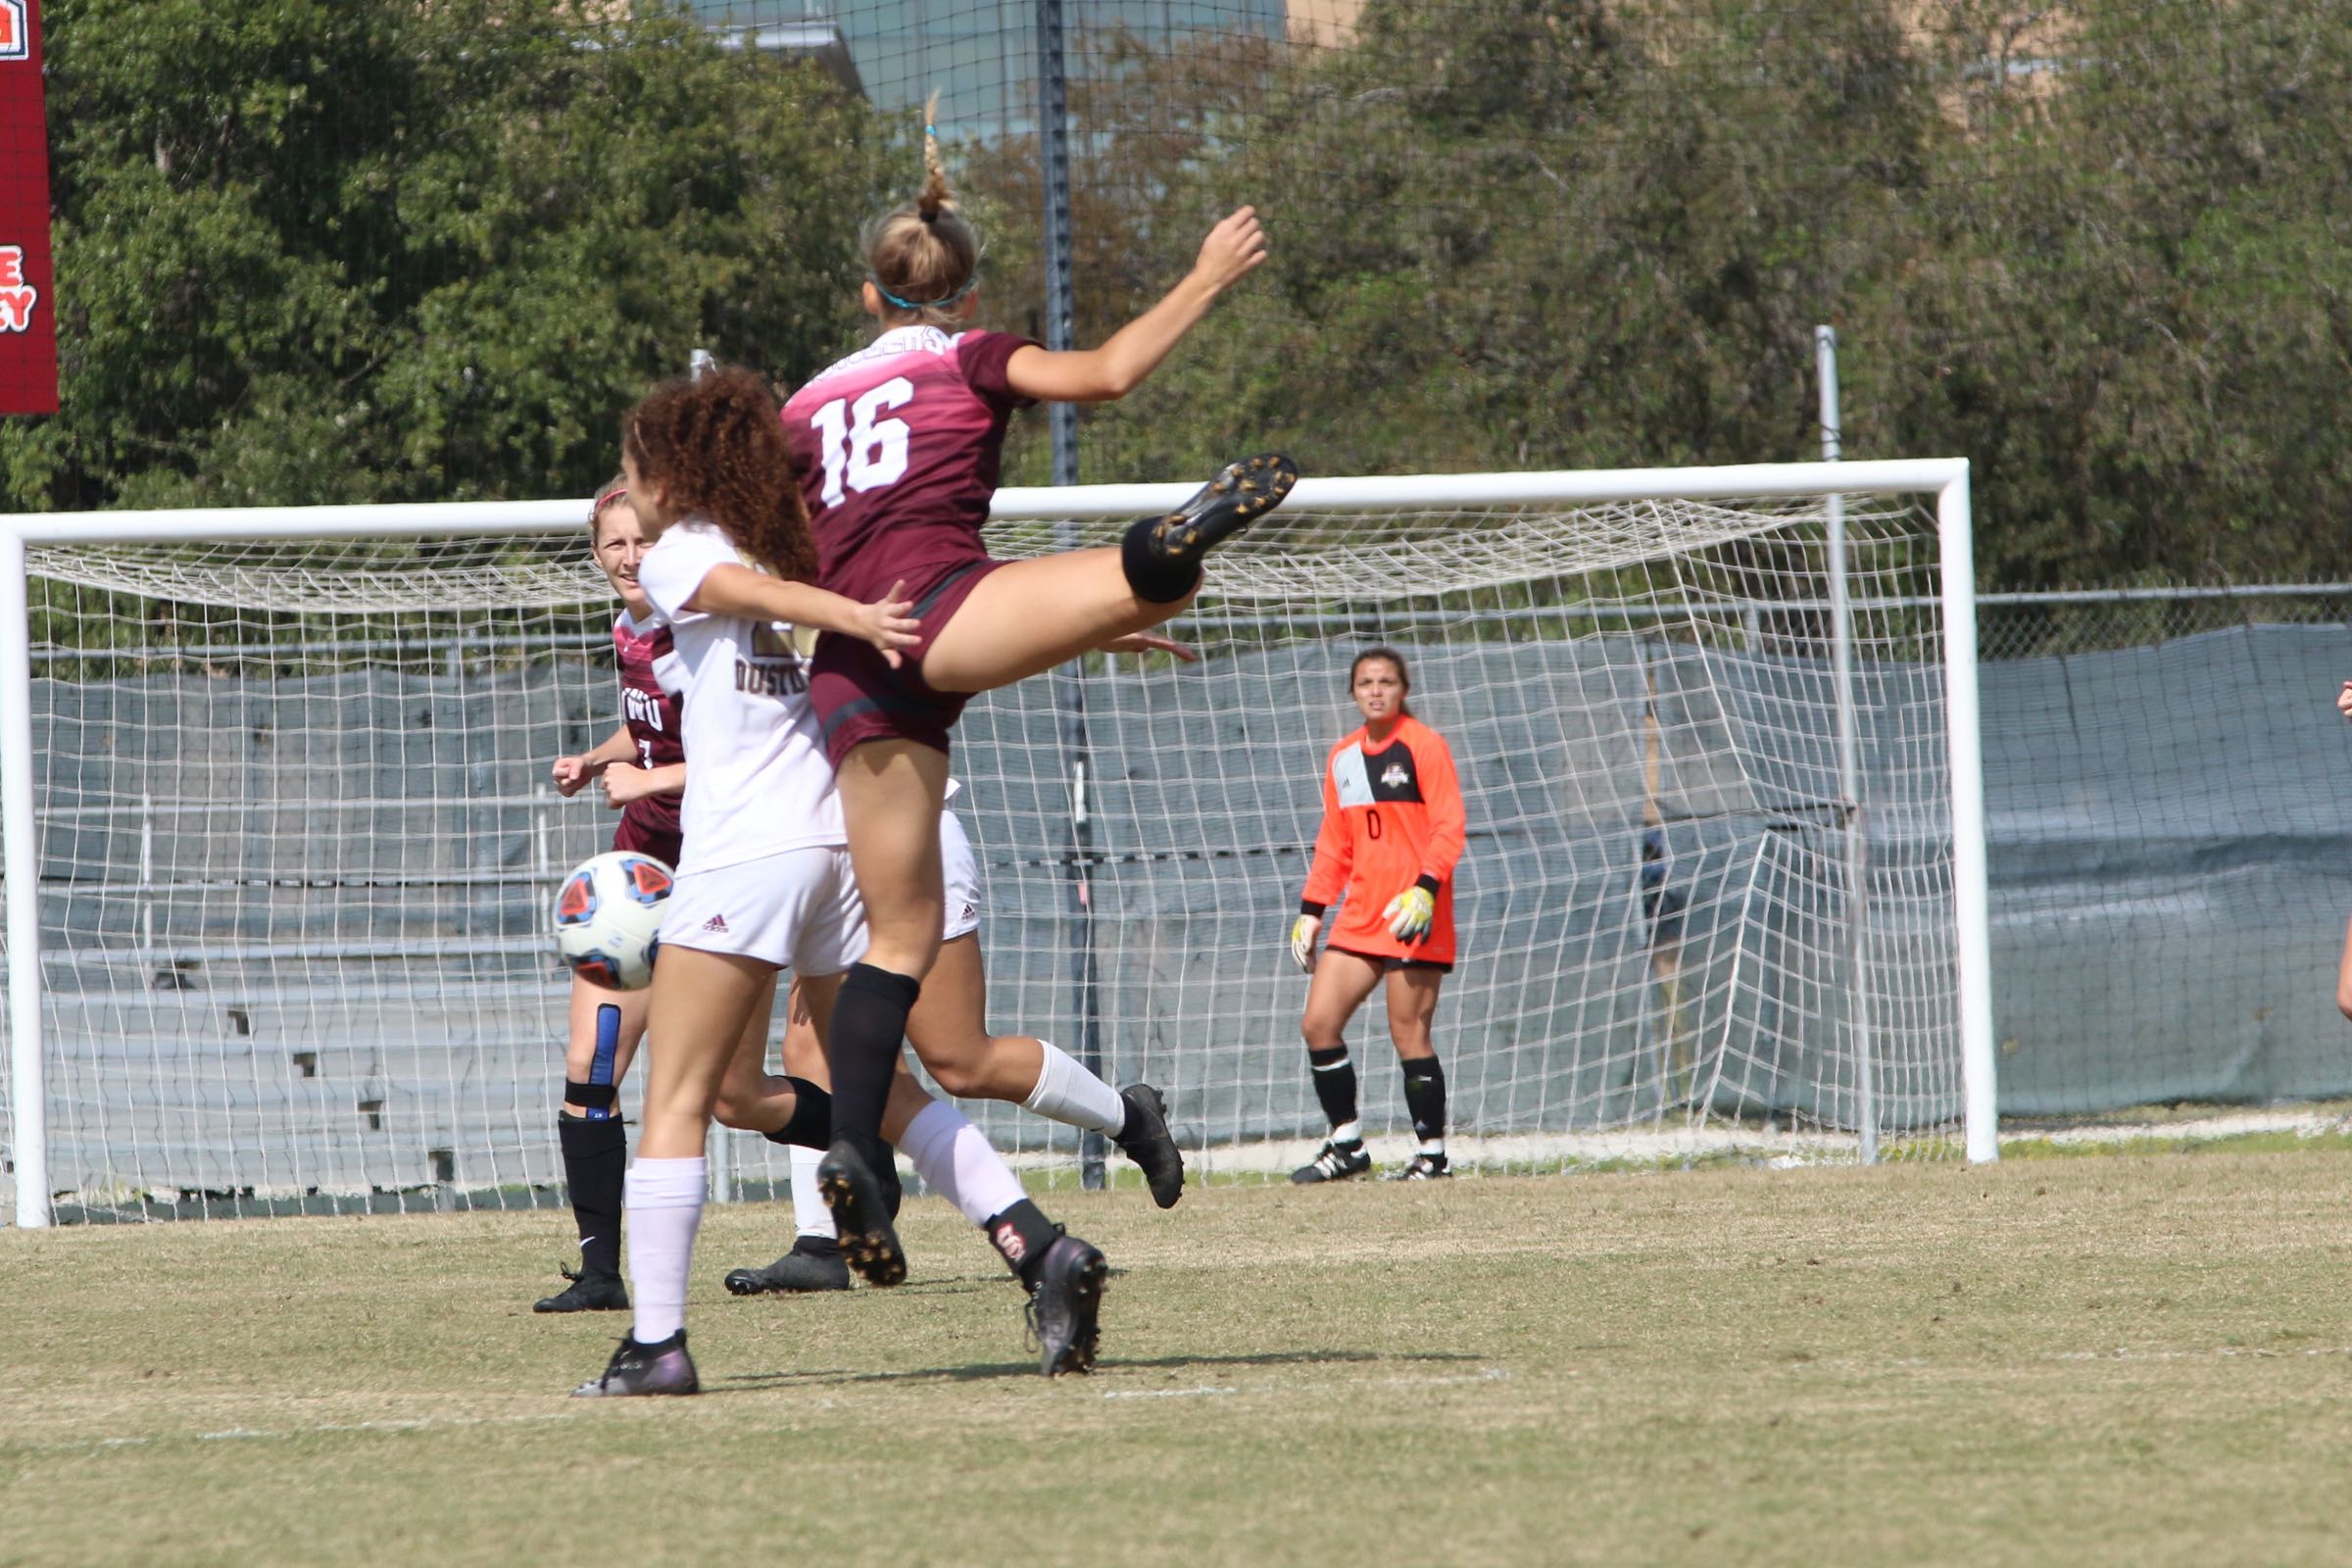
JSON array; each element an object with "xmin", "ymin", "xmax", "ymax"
[{"xmin": 1978, "ymin": 586, "xmax": 2352, "ymax": 662}]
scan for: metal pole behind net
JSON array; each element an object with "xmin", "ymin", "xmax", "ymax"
[
  {"xmin": 689, "ymin": 344, "xmax": 738, "ymax": 1201},
  {"xmin": 1818, "ymin": 325, "xmax": 1877, "ymax": 1164},
  {"xmin": 1037, "ymin": 0, "xmax": 1104, "ymax": 1189}
]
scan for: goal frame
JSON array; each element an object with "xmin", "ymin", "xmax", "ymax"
[{"xmin": 0, "ymin": 458, "xmax": 1987, "ymax": 1227}]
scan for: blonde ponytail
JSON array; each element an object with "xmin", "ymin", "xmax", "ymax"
[{"xmin": 864, "ymin": 90, "xmax": 983, "ymax": 326}]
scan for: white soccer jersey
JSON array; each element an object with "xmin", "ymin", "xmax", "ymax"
[{"xmin": 635, "ymin": 519, "xmax": 846, "ymax": 874}]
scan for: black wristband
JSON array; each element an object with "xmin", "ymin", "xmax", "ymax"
[
  {"xmin": 1413, "ymin": 874, "xmax": 1441, "ymax": 897},
  {"xmin": 1299, "ymin": 901, "xmax": 1327, "ymax": 918}
]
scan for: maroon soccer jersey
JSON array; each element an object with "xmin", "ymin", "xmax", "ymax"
[
  {"xmin": 612, "ymin": 610, "xmax": 683, "ymax": 842},
  {"xmin": 781, "ymin": 325, "xmax": 1035, "ymax": 606}
]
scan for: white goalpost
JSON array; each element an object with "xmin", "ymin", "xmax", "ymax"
[{"xmin": 0, "ymin": 460, "xmax": 1987, "ymax": 1228}]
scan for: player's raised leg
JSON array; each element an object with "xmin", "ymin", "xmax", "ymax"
[{"xmin": 917, "ymin": 457, "xmax": 1297, "ymax": 698}]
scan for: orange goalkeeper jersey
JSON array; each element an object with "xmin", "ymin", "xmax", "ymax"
[{"xmin": 1299, "ymin": 714, "xmax": 1467, "ymax": 965}]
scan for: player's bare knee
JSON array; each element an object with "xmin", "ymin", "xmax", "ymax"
[
  {"xmin": 709, "ymin": 1077, "xmax": 765, "ymax": 1130},
  {"xmin": 927, "ymin": 1063, "xmax": 987, "ymax": 1098},
  {"xmin": 864, "ymin": 915, "xmax": 942, "ymax": 981},
  {"xmin": 923, "ymin": 1052, "xmax": 989, "ymax": 1099}
]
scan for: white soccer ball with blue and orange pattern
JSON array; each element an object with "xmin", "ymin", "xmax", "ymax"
[{"xmin": 552, "ymin": 851, "xmax": 674, "ymax": 991}]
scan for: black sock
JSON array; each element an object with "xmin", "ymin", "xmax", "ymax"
[
  {"xmin": 1121, "ymin": 514, "xmax": 1205, "ymax": 603},
  {"xmin": 1308, "ymin": 1046, "xmax": 1360, "ymax": 1136},
  {"xmin": 558, "ymin": 1113, "xmax": 626, "ymax": 1278},
  {"xmin": 828, "ymin": 963, "xmax": 920, "ymax": 1141},
  {"xmin": 793, "ymin": 1234, "xmax": 841, "ymax": 1260},
  {"xmin": 765, "ymin": 1076, "xmax": 832, "ymax": 1149},
  {"xmin": 1401, "ymin": 1054, "xmax": 1447, "ymax": 1145},
  {"xmin": 985, "ymin": 1198, "xmax": 1061, "ymax": 1289}
]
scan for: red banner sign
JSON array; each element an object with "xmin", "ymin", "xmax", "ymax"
[{"xmin": 0, "ymin": 0, "xmax": 56, "ymax": 415}]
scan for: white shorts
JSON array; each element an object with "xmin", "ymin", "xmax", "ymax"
[
  {"xmin": 941, "ymin": 808, "xmax": 981, "ymax": 943},
  {"xmin": 660, "ymin": 846, "xmax": 866, "ymax": 975}
]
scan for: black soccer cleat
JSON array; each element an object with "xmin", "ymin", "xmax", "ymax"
[
  {"xmin": 817, "ymin": 1135, "xmax": 906, "ymax": 1288},
  {"xmin": 1291, "ymin": 1138, "xmax": 1371, "ymax": 1184},
  {"xmin": 1024, "ymin": 1234, "xmax": 1108, "ymax": 1377},
  {"xmin": 877, "ymin": 1144, "xmax": 905, "ymax": 1221},
  {"xmin": 534, "ymin": 1265, "xmax": 629, "ymax": 1314},
  {"xmin": 1145, "ymin": 454, "xmax": 1298, "ymax": 564},
  {"xmin": 1112, "ymin": 1083, "xmax": 1186, "ymax": 1209},
  {"xmin": 1384, "ymin": 1152, "xmax": 1452, "ymax": 1182},
  {"xmin": 571, "ymin": 1329, "xmax": 698, "ymax": 1397},
  {"xmin": 724, "ymin": 1236, "xmax": 852, "ymax": 1296}
]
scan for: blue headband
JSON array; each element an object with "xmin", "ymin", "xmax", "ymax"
[{"xmin": 871, "ymin": 270, "xmax": 978, "ymax": 313}]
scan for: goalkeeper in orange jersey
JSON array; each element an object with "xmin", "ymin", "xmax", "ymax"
[{"xmin": 1288, "ymin": 648, "xmax": 1467, "ymax": 1181}]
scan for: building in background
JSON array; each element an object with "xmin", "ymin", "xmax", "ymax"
[{"xmin": 684, "ymin": 2, "xmax": 1287, "ymax": 135}]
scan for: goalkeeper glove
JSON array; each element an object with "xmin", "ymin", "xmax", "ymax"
[
  {"xmin": 1383, "ymin": 884, "xmax": 1436, "ymax": 943},
  {"xmin": 1289, "ymin": 913, "xmax": 1321, "ymax": 973}
]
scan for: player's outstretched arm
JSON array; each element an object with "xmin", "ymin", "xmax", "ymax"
[
  {"xmin": 553, "ymin": 724, "xmax": 635, "ymax": 796},
  {"xmin": 686, "ymin": 564, "xmax": 919, "ymax": 667},
  {"xmin": 2336, "ymin": 680, "xmax": 2352, "ymax": 723},
  {"xmin": 1003, "ymin": 207, "xmax": 1267, "ymax": 405}
]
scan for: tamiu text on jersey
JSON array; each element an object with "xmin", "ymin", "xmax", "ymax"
[
  {"xmin": 735, "ymin": 621, "xmax": 811, "ymax": 698},
  {"xmin": 621, "ymin": 685, "xmax": 667, "ymax": 732}
]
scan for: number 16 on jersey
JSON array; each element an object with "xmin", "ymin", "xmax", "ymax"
[{"xmin": 809, "ymin": 377, "xmax": 913, "ymax": 506}]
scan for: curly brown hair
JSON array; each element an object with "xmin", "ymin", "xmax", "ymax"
[{"xmin": 620, "ymin": 368, "xmax": 816, "ymax": 581}]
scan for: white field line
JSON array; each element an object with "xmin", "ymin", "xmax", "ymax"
[
  {"xmin": 2004, "ymin": 1107, "xmax": 2352, "ymax": 1147},
  {"xmin": 60, "ymin": 1410, "xmax": 583, "ymax": 1455}
]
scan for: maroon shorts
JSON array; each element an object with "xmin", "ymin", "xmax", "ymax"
[
  {"xmin": 611, "ymin": 803, "xmax": 682, "ymax": 868},
  {"xmin": 811, "ymin": 557, "xmax": 1006, "ymax": 769}
]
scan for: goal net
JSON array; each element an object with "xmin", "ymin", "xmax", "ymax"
[{"xmin": 0, "ymin": 464, "xmax": 1987, "ymax": 1222}]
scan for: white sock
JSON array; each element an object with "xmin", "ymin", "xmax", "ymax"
[
  {"xmin": 1022, "ymin": 1040, "xmax": 1128, "ymax": 1138},
  {"xmin": 789, "ymin": 1144, "xmax": 835, "ymax": 1241},
  {"xmin": 1331, "ymin": 1119, "xmax": 1363, "ymax": 1146},
  {"xmin": 623, "ymin": 1155, "xmax": 706, "ymax": 1345},
  {"xmin": 899, "ymin": 1100, "xmax": 1027, "ymax": 1227},
  {"xmin": 1420, "ymin": 1138, "xmax": 1447, "ymax": 1156}
]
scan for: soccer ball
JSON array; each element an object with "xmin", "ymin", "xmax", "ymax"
[{"xmin": 553, "ymin": 850, "xmax": 674, "ymax": 991}]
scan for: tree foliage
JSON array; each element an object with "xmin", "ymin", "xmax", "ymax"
[
  {"xmin": 16, "ymin": 0, "xmax": 2352, "ymax": 590},
  {"xmin": 1040, "ymin": 0, "xmax": 2352, "ymax": 586},
  {"xmin": 6, "ymin": 0, "xmax": 897, "ymax": 512}
]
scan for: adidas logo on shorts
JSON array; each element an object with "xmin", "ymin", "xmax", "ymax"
[{"xmin": 701, "ymin": 913, "xmax": 729, "ymax": 934}]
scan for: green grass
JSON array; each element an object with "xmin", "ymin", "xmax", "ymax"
[{"xmin": 12, "ymin": 1151, "xmax": 2352, "ymax": 1566}]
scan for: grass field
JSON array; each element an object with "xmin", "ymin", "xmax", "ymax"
[{"xmin": 10, "ymin": 1149, "xmax": 2352, "ymax": 1567}]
